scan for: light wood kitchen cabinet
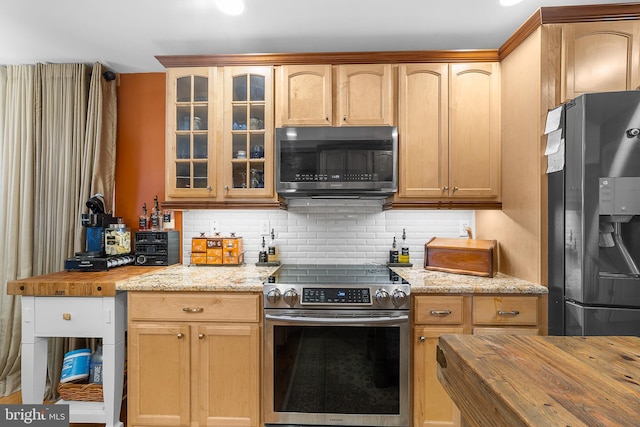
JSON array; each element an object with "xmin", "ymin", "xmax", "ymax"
[
  {"xmin": 472, "ymin": 295, "xmax": 543, "ymax": 335},
  {"xmin": 165, "ymin": 66, "xmax": 277, "ymax": 205},
  {"xmin": 337, "ymin": 64, "xmax": 395, "ymax": 126},
  {"xmin": 276, "ymin": 63, "xmax": 394, "ymax": 127},
  {"xmin": 396, "ymin": 63, "xmax": 500, "ymax": 203},
  {"xmin": 165, "ymin": 67, "xmax": 218, "ymax": 198},
  {"xmin": 412, "ymin": 295, "xmax": 471, "ymax": 427},
  {"xmin": 448, "ymin": 63, "xmax": 501, "ymax": 200},
  {"xmin": 222, "ymin": 66, "xmax": 274, "ymax": 198},
  {"xmin": 128, "ymin": 292, "xmax": 262, "ymax": 427},
  {"xmin": 276, "ymin": 64, "xmax": 332, "ymax": 126},
  {"xmin": 562, "ymin": 21, "xmax": 640, "ymax": 102},
  {"xmin": 397, "ymin": 63, "xmax": 449, "ymax": 198},
  {"xmin": 412, "ymin": 293, "xmax": 546, "ymax": 427}
]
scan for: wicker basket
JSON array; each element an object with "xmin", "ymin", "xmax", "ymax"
[{"xmin": 57, "ymin": 381, "xmax": 104, "ymax": 402}]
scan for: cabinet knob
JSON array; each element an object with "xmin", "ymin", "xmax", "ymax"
[
  {"xmin": 206, "ymin": 185, "xmax": 211, "ymax": 191},
  {"xmin": 224, "ymin": 185, "xmax": 229, "ymax": 192},
  {"xmin": 442, "ymin": 186, "xmax": 448, "ymax": 191},
  {"xmin": 453, "ymin": 186, "xmax": 459, "ymax": 192},
  {"xmin": 419, "ymin": 336, "xmax": 426, "ymax": 343},
  {"xmin": 325, "ymin": 116, "xmax": 330, "ymax": 122},
  {"xmin": 198, "ymin": 333, "xmax": 205, "ymax": 339},
  {"xmin": 343, "ymin": 115, "xmax": 347, "ymax": 121},
  {"xmin": 62, "ymin": 313, "xmax": 71, "ymax": 321},
  {"xmin": 177, "ymin": 333, "xmax": 184, "ymax": 339}
]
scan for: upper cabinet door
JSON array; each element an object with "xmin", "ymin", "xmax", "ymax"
[
  {"xmin": 276, "ymin": 65, "xmax": 332, "ymax": 127},
  {"xmin": 562, "ymin": 21, "xmax": 640, "ymax": 102},
  {"xmin": 397, "ymin": 63, "xmax": 449, "ymax": 198},
  {"xmin": 166, "ymin": 67, "xmax": 217, "ymax": 198},
  {"xmin": 336, "ymin": 64, "xmax": 395, "ymax": 126},
  {"xmin": 449, "ymin": 63, "xmax": 501, "ymax": 199},
  {"xmin": 222, "ymin": 66, "xmax": 274, "ymax": 199}
]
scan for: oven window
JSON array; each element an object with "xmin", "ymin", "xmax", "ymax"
[{"xmin": 272, "ymin": 325, "xmax": 400, "ymax": 415}]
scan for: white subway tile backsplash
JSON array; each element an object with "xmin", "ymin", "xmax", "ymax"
[{"xmin": 182, "ymin": 207, "xmax": 474, "ymax": 266}]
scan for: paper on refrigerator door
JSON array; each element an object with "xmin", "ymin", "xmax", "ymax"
[
  {"xmin": 546, "ymin": 139, "xmax": 565, "ymax": 173},
  {"xmin": 545, "ymin": 129, "xmax": 563, "ymax": 155},
  {"xmin": 544, "ymin": 105, "xmax": 563, "ymax": 134}
]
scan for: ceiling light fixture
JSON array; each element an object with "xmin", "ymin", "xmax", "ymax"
[
  {"xmin": 499, "ymin": 0, "xmax": 523, "ymax": 6},
  {"xmin": 215, "ymin": 0, "xmax": 245, "ymax": 15}
]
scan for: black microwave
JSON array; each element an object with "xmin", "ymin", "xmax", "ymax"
[{"xmin": 275, "ymin": 126, "xmax": 398, "ymax": 198}]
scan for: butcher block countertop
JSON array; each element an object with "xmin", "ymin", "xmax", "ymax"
[
  {"xmin": 437, "ymin": 334, "xmax": 640, "ymax": 427},
  {"xmin": 6, "ymin": 265, "xmax": 165, "ymax": 296},
  {"xmin": 6, "ymin": 264, "xmax": 546, "ymax": 295}
]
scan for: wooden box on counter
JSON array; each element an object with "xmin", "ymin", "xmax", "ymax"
[{"xmin": 424, "ymin": 237, "xmax": 497, "ymax": 277}]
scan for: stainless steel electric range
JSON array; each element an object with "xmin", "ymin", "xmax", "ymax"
[{"xmin": 263, "ymin": 264, "xmax": 410, "ymax": 427}]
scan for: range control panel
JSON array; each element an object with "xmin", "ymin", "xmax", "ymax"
[{"xmin": 302, "ymin": 288, "xmax": 371, "ymax": 305}]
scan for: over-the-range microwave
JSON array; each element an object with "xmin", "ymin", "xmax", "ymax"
[{"xmin": 275, "ymin": 126, "xmax": 398, "ymax": 198}]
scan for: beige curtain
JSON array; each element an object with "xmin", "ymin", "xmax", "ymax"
[
  {"xmin": 0, "ymin": 65, "xmax": 36, "ymax": 397},
  {"xmin": 0, "ymin": 62, "xmax": 117, "ymax": 399}
]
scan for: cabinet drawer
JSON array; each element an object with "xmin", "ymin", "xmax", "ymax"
[
  {"xmin": 473, "ymin": 296, "xmax": 538, "ymax": 326},
  {"xmin": 129, "ymin": 292, "xmax": 260, "ymax": 322},
  {"xmin": 414, "ymin": 296, "xmax": 466, "ymax": 325},
  {"xmin": 33, "ymin": 297, "xmax": 104, "ymax": 337}
]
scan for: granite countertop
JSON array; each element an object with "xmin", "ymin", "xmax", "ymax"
[
  {"xmin": 390, "ymin": 266, "xmax": 548, "ymax": 294},
  {"xmin": 116, "ymin": 264, "xmax": 547, "ymax": 295},
  {"xmin": 116, "ymin": 264, "xmax": 279, "ymax": 292}
]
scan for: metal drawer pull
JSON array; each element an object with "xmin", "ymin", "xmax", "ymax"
[
  {"xmin": 419, "ymin": 336, "xmax": 426, "ymax": 342},
  {"xmin": 177, "ymin": 333, "xmax": 184, "ymax": 339},
  {"xmin": 62, "ymin": 313, "xmax": 71, "ymax": 320},
  {"xmin": 198, "ymin": 333, "xmax": 205, "ymax": 339},
  {"xmin": 430, "ymin": 310, "xmax": 452, "ymax": 315},
  {"xmin": 182, "ymin": 307, "xmax": 204, "ymax": 313},
  {"xmin": 498, "ymin": 310, "xmax": 520, "ymax": 316}
]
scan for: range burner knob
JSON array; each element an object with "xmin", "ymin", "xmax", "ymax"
[
  {"xmin": 392, "ymin": 289, "xmax": 407, "ymax": 307},
  {"xmin": 266, "ymin": 288, "xmax": 282, "ymax": 305},
  {"xmin": 375, "ymin": 289, "xmax": 390, "ymax": 306},
  {"xmin": 283, "ymin": 288, "xmax": 299, "ymax": 307}
]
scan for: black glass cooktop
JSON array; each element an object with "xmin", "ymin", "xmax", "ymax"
[{"xmin": 267, "ymin": 264, "xmax": 402, "ymax": 285}]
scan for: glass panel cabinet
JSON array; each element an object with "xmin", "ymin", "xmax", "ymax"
[
  {"xmin": 223, "ymin": 66, "xmax": 274, "ymax": 198},
  {"xmin": 166, "ymin": 68, "xmax": 217, "ymax": 198}
]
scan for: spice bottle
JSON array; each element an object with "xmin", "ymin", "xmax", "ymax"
[
  {"xmin": 150, "ymin": 195, "xmax": 161, "ymax": 231},
  {"xmin": 268, "ymin": 229, "xmax": 279, "ymax": 263},
  {"xmin": 389, "ymin": 236, "xmax": 399, "ymax": 264},
  {"xmin": 139, "ymin": 203, "xmax": 149, "ymax": 231},
  {"xmin": 398, "ymin": 228, "xmax": 410, "ymax": 264},
  {"xmin": 259, "ymin": 236, "xmax": 268, "ymax": 263},
  {"xmin": 163, "ymin": 209, "xmax": 175, "ymax": 230}
]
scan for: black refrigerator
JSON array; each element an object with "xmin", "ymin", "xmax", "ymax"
[{"xmin": 548, "ymin": 90, "xmax": 640, "ymax": 336}]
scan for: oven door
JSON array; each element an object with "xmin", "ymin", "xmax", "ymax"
[{"xmin": 264, "ymin": 309, "xmax": 409, "ymax": 427}]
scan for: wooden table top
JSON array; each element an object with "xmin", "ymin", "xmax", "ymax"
[
  {"xmin": 6, "ymin": 266, "xmax": 165, "ymax": 297},
  {"xmin": 437, "ymin": 334, "xmax": 640, "ymax": 427}
]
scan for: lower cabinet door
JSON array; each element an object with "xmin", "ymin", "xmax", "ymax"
[
  {"xmin": 414, "ymin": 326, "xmax": 464, "ymax": 427},
  {"xmin": 128, "ymin": 322, "xmax": 191, "ymax": 426},
  {"xmin": 197, "ymin": 323, "xmax": 261, "ymax": 427}
]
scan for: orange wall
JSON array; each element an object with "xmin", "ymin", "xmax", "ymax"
[{"xmin": 114, "ymin": 73, "xmax": 165, "ymax": 230}]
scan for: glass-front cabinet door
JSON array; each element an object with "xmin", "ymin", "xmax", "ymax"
[
  {"xmin": 166, "ymin": 68, "xmax": 217, "ymax": 198},
  {"xmin": 223, "ymin": 66, "xmax": 274, "ymax": 198}
]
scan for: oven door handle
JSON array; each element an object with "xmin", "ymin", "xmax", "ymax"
[{"xmin": 265, "ymin": 313, "xmax": 409, "ymax": 324}]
